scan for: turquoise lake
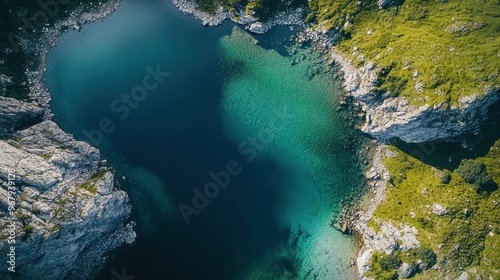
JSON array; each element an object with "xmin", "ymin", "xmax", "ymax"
[{"xmin": 44, "ymin": 0, "xmax": 365, "ymax": 279}]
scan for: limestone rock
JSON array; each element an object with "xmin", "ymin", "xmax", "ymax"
[
  {"xmin": 398, "ymin": 262, "xmax": 415, "ymax": 278},
  {"xmin": 249, "ymin": 22, "xmax": 267, "ymax": 34},
  {"xmin": 432, "ymin": 203, "xmax": 448, "ymax": 216},
  {"xmin": 330, "ymin": 49, "xmax": 500, "ymax": 143},
  {"xmin": 0, "ymin": 121, "xmax": 135, "ymax": 280},
  {"xmin": 357, "ymin": 249, "xmax": 374, "ymax": 275}
]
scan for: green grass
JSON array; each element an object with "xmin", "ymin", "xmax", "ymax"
[
  {"xmin": 308, "ymin": 0, "xmax": 500, "ymax": 107},
  {"xmin": 366, "ymin": 139, "xmax": 500, "ymax": 279},
  {"xmin": 76, "ymin": 170, "xmax": 107, "ymax": 195}
]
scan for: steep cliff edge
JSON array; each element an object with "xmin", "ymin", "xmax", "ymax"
[{"xmin": 331, "ymin": 52, "xmax": 500, "ymax": 143}]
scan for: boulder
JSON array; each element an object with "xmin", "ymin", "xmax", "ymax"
[{"xmin": 249, "ymin": 22, "xmax": 267, "ymax": 34}]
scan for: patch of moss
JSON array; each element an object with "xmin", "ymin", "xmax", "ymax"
[
  {"xmin": 76, "ymin": 169, "xmax": 107, "ymax": 195},
  {"xmin": 39, "ymin": 153, "xmax": 53, "ymax": 160},
  {"xmin": 7, "ymin": 141, "xmax": 22, "ymax": 149},
  {"xmin": 368, "ymin": 218, "xmax": 381, "ymax": 234},
  {"xmin": 22, "ymin": 225, "xmax": 34, "ymax": 236}
]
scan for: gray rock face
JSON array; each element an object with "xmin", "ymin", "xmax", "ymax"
[
  {"xmin": 398, "ymin": 262, "xmax": 415, "ymax": 278},
  {"xmin": 0, "ymin": 97, "xmax": 44, "ymax": 137},
  {"xmin": 0, "ymin": 121, "xmax": 135, "ymax": 280},
  {"xmin": 360, "ymin": 91, "xmax": 500, "ymax": 143},
  {"xmin": 330, "ymin": 51, "xmax": 500, "ymax": 143}
]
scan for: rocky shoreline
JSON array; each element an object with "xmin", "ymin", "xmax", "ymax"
[
  {"xmin": 168, "ymin": 1, "xmax": 500, "ymax": 279},
  {"xmin": 0, "ymin": 1, "xmax": 136, "ymax": 279},
  {"xmin": 352, "ymin": 145, "xmax": 421, "ymax": 279},
  {"xmin": 2, "ymin": 0, "xmax": 497, "ymax": 279},
  {"xmin": 21, "ymin": 0, "xmax": 121, "ymax": 114},
  {"xmin": 171, "ymin": 0, "xmax": 305, "ymax": 35}
]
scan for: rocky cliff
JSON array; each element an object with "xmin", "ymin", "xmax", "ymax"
[
  {"xmin": 330, "ymin": 51, "xmax": 500, "ymax": 143},
  {"xmin": 0, "ymin": 96, "xmax": 135, "ymax": 280},
  {"xmin": 173, "ymin": 0, "xmax": 500, "ymax": 144},
  {"xmin": 0, "ymin": 1, "xmax": 135, "ymax": 278}
]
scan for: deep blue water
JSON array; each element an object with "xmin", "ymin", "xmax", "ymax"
[{"xmin": 44, "ymin": 0, "xmax": 364, "ymax": 279}]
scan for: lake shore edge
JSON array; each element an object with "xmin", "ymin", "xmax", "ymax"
[{"xmin": 5, "ymin": 0, "xmax": 498, "ymax": 279}]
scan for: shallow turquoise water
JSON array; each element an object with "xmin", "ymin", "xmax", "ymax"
[{"xmin": 44, "ymin": 0, "xmax": 364, "ymax": 279}]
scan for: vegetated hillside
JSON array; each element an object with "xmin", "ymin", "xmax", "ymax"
[
  {"xmin": 367, "ymin": 139, "xmax": 500, "ymax": 279},
  {"xmin": 307, "ymin": 0, "xmax": 499, "ymax": 107},
  {"xmin": 198, "ymin": 0, "xmax": 499, "ymax": 108}
]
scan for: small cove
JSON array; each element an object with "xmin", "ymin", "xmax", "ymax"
[{"xmin": 44, "ymin": 0, "xmax": 366, "ymax": 279}]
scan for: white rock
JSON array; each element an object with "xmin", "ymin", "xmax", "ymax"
[
  {"xmin": 249, "ymin": 22, "xmax": 267, "ymax": 34},
  {"xmin": 432, "ymin": 203, "xmax": 448, "ymax": 216}
]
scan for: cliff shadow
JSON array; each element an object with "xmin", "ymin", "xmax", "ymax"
[{"xmin": 390, "ymin": 98, "xmax": 500, "ymax": 170}]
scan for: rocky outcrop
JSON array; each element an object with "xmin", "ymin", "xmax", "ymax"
[
  {"xmin": 330, "ymin": 50, "xmax": 500, "ymax": 143},
  {"xmin": 0, "ymin": 120, "xmax": 135, "ymax": 280},
  {"xmin": 248, "ymin": 22, "xmax": 267, "ymax": 34},
  {"xmin": 0, "ymin": 97, "xmax": 44, "ymax": 137}
]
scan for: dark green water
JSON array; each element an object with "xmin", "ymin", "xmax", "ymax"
[{"xmin": 44, "ymin": 0, "xmax": 364, "ymax": 279}]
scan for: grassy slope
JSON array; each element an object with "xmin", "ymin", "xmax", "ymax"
[
  {"xmin": 197, "ymin": 0, "xmax": 499, "ymax": 107},
  {"xmin": 366, "ymin": 139, "xmax": 500, "ymax": 279},
  {"xmin": 310, "ymin": 0, "xmax": 500, "ymax": 107}
]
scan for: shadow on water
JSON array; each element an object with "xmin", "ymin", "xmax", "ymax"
[{"xmin": 390, "ymin": 97, "xmax": 500, "ymax": 170}]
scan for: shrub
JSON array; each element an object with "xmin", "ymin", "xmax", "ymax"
[
  {"xmin": 413, "ymin": 247, "xmax": 437, "ymax": 269},
  {"xmin": 441, "ymin": 171, "xmax": 452, "ymax": 184},
  {"xmin": 23, "ymin": 225, "xmax": 34, "ymax": 237},
  {"xmin": 379, "ymin": 254, "xmax": 402, "ymax": 270},
  {"xmin": 456, "ymin": 159, "xmax": 497, "ymax": 193}
]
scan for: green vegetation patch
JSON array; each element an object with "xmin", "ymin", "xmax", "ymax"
[
  {"xmin": 367, "ymin": 139, "xmax": 500, "ymax": 278},
  {"xmin": 76, "ymin": 169, "xmax": 107, "ymax": 195},
  {"xmin": 308, "ymin": 0, "xmax": 500, "ymax": 107}
]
